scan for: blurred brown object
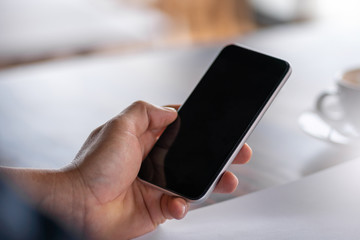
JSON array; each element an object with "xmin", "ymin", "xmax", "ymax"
[{"xmin": 152, "ymin": 0, "xmax": 256, "ymax": 44}]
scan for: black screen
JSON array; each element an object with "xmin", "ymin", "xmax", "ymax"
[{"xmin": 138, "ymin": 45, "xmax": 290, "ymax": 200}]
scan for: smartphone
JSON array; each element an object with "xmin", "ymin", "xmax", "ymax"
[{"xmin": 138, "ymin": 44, "xmax": 291, "ymax": 203}]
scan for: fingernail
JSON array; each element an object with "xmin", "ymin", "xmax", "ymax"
[
  {"xmin": 164, "ymin": 107, "xmax": 177, "ymax": 112},
  {"xmin": 180, "ymin": 202, "xmax": 188, "ymax": 219}
]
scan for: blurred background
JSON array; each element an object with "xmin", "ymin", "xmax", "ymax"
[
  {"xmin": 1, "ymin": 0, "xmax": 359, "ymax": 68},
  {"xmin": 1, "ymin": 0, "xmax": 360, "ymax": 206}
]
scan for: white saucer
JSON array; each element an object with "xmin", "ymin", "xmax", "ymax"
[{"xmin": 298, "ymin": 110, "xmax": 360, "ymax": 145}]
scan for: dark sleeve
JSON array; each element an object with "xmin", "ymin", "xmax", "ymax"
[{"xmin": 0, "ymin": 177, "xmax": 81, "ymax": 240}]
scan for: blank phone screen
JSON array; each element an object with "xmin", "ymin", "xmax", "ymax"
[{"xmin": 138, "ymin": 45, "xmax": 290, "ymax": 200}]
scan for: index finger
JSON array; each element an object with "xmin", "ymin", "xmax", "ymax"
[{"xmin": 232, "ymin": 143, "xmax": 252, "ymax": 164}]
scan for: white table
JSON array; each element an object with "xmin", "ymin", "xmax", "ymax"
[
  {"xmin": 137, "ymin": 156, "xmax": 360, "ymax": 240},
  {"xmin": 0, "ymin": 21, "xmax": 359, "ymax": 207}
]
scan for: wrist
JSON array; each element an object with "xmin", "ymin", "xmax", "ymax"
[
  {"xmin": 0, "ymin": 167, "xmax": 87, "ymax": 233},
  {"xmin": 48, "ymin": 167, "xmax": 88, "ymax": 232}
]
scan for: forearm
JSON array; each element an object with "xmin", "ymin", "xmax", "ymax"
[
  {"xmin": 0, "ymin": 166, "xmax": 86, "ymax": 231},
  {"xmin": 0, "ymin": 167, "xmax": 59, "ymax": 205}
]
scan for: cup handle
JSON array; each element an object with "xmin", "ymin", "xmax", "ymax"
[{"xmin": 315, "ymin": 91, "xmax": 344, "ymax": 121}]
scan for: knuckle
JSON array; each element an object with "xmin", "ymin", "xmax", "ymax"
[
  {"xmin": 89, "ymin": 126, "xmax": 102, "ymax": 138},
  {"xmin": 132, "ymin": 100, "xmax": 148, "ymax": 110},
  {"xmin": 107, "ymin": 116, "xmax": 129, "ymax": 130}
]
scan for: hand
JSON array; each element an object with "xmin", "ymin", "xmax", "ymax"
[
  {"xmin": 68, "ymin": 101, "xmax": 252, "ymax": 239},
  {"xmin": 1, "ymin": 101, "xmax": 252, "ymax": 240}
]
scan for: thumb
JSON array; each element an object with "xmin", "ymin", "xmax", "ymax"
[
  {"xmin": 119, "ymin": 101, "xmax": 178, "ymax": 157},
  {"xmin": 120, "ymin": 101, "xmax": 178, "ymax": 137}
]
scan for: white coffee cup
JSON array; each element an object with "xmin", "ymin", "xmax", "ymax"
[{"xmin": 316, "ymin": 68, "xmax": 360, "ymax": 134}]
